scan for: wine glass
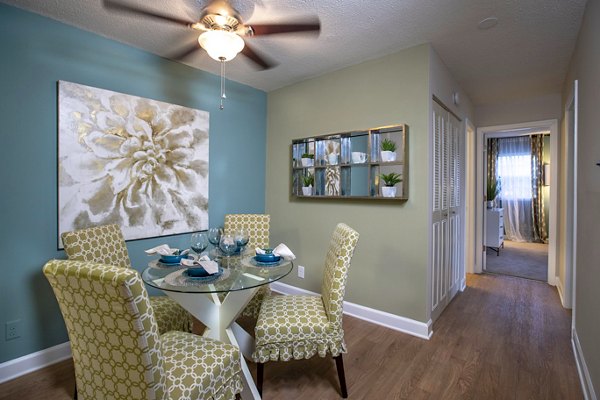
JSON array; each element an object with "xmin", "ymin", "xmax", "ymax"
[
  {"xmin": 208, "ymin": 228, "xmax": 222, "ymax": 247},
  {"xmin": 219, "ymin": 234, "xmax": 238, "ymax": 267},
  {"xmin": 235, "ymin": 229, "xmax": 250, "ymax": 255},
  {"xmin": 190, "ymin": 232, "xmax": 209, "ymax": 256}
]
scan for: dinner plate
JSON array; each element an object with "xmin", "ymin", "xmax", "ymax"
[
  {"xmin": 183, "ymin": 267, "xmax": 223, "ymax": 282},
  {"xmin": 158, "ymin": 260, "xmax": 182, "ymax": 266}
]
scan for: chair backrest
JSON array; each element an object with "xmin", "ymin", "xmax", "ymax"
[
  {"xmin": 61, "ymin": 224, "xmax": 132, "ymax": 269},
  {"xmin": 320, "ymin": 223, "xmax": 359, "ymax": 330},
  {"xmin": 224, "ymin": 214, "xmax": 270, "ymax": 249},
  {"xmin": 43, "ymin": 259, "xmax": 166, "ymax": 400}
]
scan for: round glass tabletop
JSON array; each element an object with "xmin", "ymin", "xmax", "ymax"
[{"xmin": 142, "ymin": 253, "xmax": 293, "ymax": 294}]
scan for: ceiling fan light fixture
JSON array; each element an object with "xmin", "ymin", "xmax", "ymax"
[{"xmin": 198, "ymin": 30, "xmax": 245, "ymax": 62}]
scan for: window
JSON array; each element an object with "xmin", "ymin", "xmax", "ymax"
[{"xmin": 497, "ymin": 154, "xmax": 532, "ymax": 200}]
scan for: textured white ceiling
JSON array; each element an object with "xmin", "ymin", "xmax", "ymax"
[{"xmin": 1, "ymin": 0, "xmax": 588, "ymax": 105}]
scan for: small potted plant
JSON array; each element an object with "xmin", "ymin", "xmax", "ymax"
[
  {"xmin": 301, "ymin": 153, "xmax": 314, "ymax": 167},
  {"xmin": 302, "ymin": 173, "xmax": 314, "ymax": 196},
  {"xmin": 380, "ymin": 138, "xmax": 397, "ymax": 162},
  {"xmin": 380, "ymin": 172, "xmax": 402, "ymax": 197},
  {"xmin": 486, "ymin": 179, "xmax": 501, "ymax": 208}
]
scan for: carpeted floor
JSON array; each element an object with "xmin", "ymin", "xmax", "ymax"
[{"xmin": 486, "ymin": 240, "xmax": 548, "ymax": 281}]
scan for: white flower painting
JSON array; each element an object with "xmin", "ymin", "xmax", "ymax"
[{"xmin": 58, "ymin": 81, "xmax": 209, "ymax": 246}]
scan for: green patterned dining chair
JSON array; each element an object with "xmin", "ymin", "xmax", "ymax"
[
  {"xmin": 61, "ymin": 224, "xmax": 193, "ymax": 334},
  {"xmin": 252, "ymin": 223, "xmax": 359, "ymax": 398},
  {"xmin": 224, "ymin": 214, "xmax": 271, "ymax": 319},
  {"xmin": 43, "ymin": 259, "xmax": 243, "ymax": 400}
]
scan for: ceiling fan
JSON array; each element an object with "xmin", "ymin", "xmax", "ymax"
[{"xmin": 103, "ymin": 0, "xmax": 321, "ymax": 70}]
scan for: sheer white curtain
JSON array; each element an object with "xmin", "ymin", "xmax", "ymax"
[{"xmin": 497, "ymin": 136, "xmax": 534, "ymax": 242}]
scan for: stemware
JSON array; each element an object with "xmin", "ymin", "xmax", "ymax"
[
  {"xmin": 208, "ymin": 228, "xmax": 222, "ymax": 247},
  {"xmin": 190, "ymin": 232, "xmax": 209, "ymax": 256},
  {"xmin": 219, "ymin": 234, "xmax": 238, "ymax": 267},
  {"xmin": 234, "ymin": 229, "xmax": 250, "ymax": 255}
]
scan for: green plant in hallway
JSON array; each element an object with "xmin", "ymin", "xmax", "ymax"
[{"xmin": 486, "ymin": 178, "xmax": 501, "ymax": 208}]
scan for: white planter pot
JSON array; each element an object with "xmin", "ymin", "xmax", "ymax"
[
  {"xmin": 302, "ymin": 186, "xmax": 313, "ymax": 196},
  {"xmin": 327, "ymin": 153, "xmax": 338, "ymax": 165},
  {"xmin": 381, "ymin": 186, "xmax": 397, "ymax": 198},
  {"xmin": 486, "ymin": 200, "xmax": 494, "ymax": 209},
  {"xmin": 301, "ymin": 158, "xmax": 314, "ymax": 167},
  {"xmin": 380, "ymin": 151, "xmax": 397, "ymax": 162}
]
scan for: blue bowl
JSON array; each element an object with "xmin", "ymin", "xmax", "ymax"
[
  {"xmin": 160, "ymin": 254, "xmax": 185, "ymax": 264},
  {"xmin": 255, "ymin": 252, "xmax": 281, "ymax": 263}
]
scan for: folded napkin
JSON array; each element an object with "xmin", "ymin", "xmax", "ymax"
[
  {"xmin": 256, "ymin": 244, "xmax": 296, "ymax": 260},
  {"xmin": 181, "ymin": 255, "xmax": 219, "ymax": 274},
  {"xmin": 145, "ymin": 244, "xmax": 189, "ymax": 256}
]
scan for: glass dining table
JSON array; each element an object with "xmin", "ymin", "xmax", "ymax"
[{"xmin": 142, "ymin": 252, "xmax": 293, "ymax": 400}]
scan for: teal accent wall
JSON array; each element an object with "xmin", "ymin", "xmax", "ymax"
[{"xmin": 0, "ymin": 4, "xmax": 267, "ymax": 363}]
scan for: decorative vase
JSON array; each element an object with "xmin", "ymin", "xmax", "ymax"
[
  {"xmin": 381, "ymin": 186, "xmax": 397, "ymax": 198},
  {"xmin": 327, "ymin": 153, "xmax": 338, "ymax": 165},
  {"xmin": 301, "ymin": 158, "xmax": 314, "ymax": 167},
  {"xmin": 302, "ymin": 186, "xmax": 313, "ymax": 196},
  {"xmin": 381, "ymin": 151, "xmax": 397, "ymax": 162}
]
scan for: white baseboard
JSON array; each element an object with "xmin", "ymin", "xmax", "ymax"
[
  {"xmin": 1, "ymin": 283, "xmax": 434, "ymax": 384},
  {"xmin": 0, "ymin": 342, "xmax": 71, "ymax": 384},
  {"xmin": 555, "ymin": 277, "xmax": 573, "ymax": 309},
  {"xmin": 556, "ymin": 277, "xmax": 566, "ymax": 306},
  {"xmin": 270, "ymin": 282, "xmax": 433, "ymax": 340},
  {"xmin": 460, "ymin": 277, "xmax": 467, "ymax": 291},
  {"xmin": 572, "ymin": 328, "xmax": 597, "ymax": 400}
]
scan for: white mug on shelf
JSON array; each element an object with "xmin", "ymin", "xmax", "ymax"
[{"xmin": 351, "ymin": 152, "xmax": 367, "ymax": 163}]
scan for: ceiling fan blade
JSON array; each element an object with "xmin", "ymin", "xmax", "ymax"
[
  {"xmin": 103, "ymin": 0, "xmax": 195, "ymax": 27},
  {"xmin": 241, "ymin": 44, "xmax": 277, "ymax": 70},
  {"xmin": 169, "ymin": 42, "xmax": 202, "ymax": 60},
  {"xmin": 247, "ymin": 20, "xmax": 320, "ymax": 36}
]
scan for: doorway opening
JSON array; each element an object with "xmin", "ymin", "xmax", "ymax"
[
  {"xmin": 475, "ymin": 120, "xmax": 558, "ymax": 286},
  {"xmin": 484, "ymin": 133, "xmax": 550, "ymax": 282}
]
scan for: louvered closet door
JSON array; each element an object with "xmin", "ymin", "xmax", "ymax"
[{"xmin": 431, "ymin": 101, "xmax": 462, "ymax": 321}]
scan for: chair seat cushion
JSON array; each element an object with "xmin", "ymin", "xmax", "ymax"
[
  {"xmin": 161, "ymin": 331, "xmax": 243, "ymax": 400},
  {"xmin": 241, "ymin": 285, "xmax": 270, "ymax": 318},
  {"xmin": 253, "ymin": 295, "xmax": 345, "ymax": 363},
  {"xmin": 150, "ymin": 296, "xmax": 193, "ymax": 334}
]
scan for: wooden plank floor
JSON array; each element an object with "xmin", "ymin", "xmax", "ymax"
[{"xmin": 0, "ymin": 273, "xmax": 583, "ymax": 399}]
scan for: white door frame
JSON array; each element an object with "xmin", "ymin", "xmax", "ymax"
[
  {"xmin": 475, "ymin": 119, "xmax": 559, "ymax": 286},
  {"xmin": 561, "ymin": 80, "xmax": 578, "ymax": 310},
  {"xmin": 464, "ymin": 118, "xmax": 477, "ymax": 278}
]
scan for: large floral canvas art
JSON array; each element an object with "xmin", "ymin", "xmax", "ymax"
[{"xmin": 58, "ymin": 81, "xmax": 209, "ymax": 247}]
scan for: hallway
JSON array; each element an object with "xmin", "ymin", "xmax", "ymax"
[{"xmin": 486, "ymin": 240, "xmax": 549, "ymax": 281}]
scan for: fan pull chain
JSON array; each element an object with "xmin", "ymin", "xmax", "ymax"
[{"xmin": 219, "ymin": 58, "xmax": 226, "ymax": 110}]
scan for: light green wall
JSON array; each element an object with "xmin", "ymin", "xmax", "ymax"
[
  {"xmin": 563, "ymin": 0, "xmax": 600, "ymax": 394},
  {"xmin": 265, "ymin": 44, "xmax": 431, "ymax": 322}
]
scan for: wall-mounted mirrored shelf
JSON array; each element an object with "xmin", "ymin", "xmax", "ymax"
[{"xmin": 291, "ymin": 124, "xmax": 408, "ymax": 201}]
